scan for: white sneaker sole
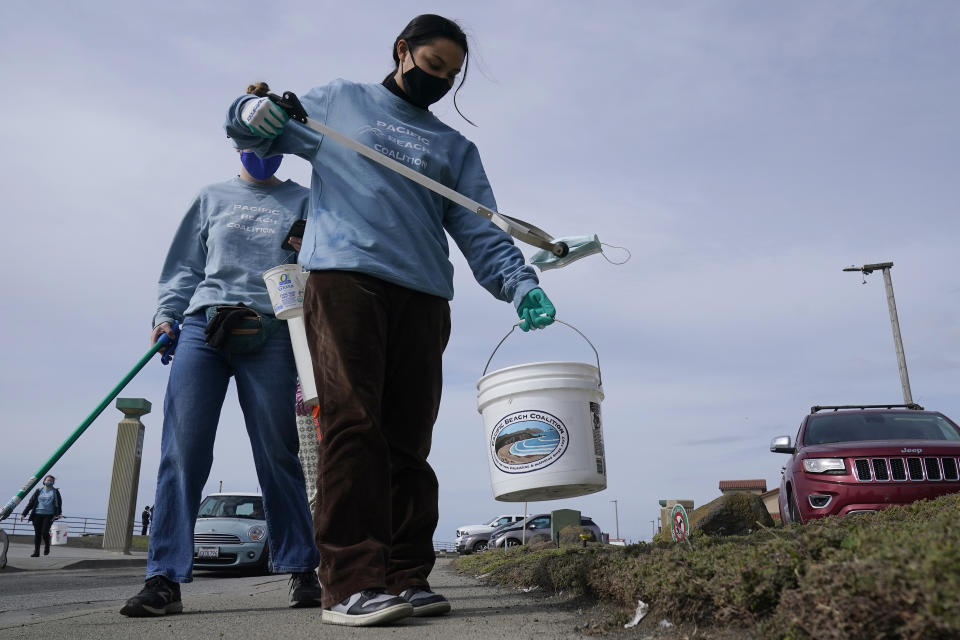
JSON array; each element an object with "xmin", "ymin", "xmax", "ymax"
[{"xmin": 322, "ymin": 602, "xmax": 413, "ymax": 626}]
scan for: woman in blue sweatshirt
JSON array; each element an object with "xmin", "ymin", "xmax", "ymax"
[
  {"xmin": 20, "ymin": 475, "xmax": 62, "ymax": 557},
  {"xmin": 225, "ymin": 15, "xmax": 557, "ymax": 626},
  {"xmin": 121, "ymin": 85, "xmax": 322, "ymax": 618}
]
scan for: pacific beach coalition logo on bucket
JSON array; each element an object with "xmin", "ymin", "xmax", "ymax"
[{"xmin": 490, "ymin": 410, "xmax": 569, "ymax": 474}]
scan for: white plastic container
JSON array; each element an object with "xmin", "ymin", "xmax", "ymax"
[
  {"xmin": 287, "ymin": 315, "xmax": 318, "ymax": 407},
  {"xmin": 476, "ymin": 322, "xmax": 606, "ymax": 502},
  {"xmin": 263, "ymin": 264, "xmax": 306, "ymax": 320},
  {"xmin": 50, "ymin": 521, "xmax": 68, "ymax": 545}
]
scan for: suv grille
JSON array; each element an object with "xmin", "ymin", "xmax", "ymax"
[
  {"xmin": 943, "ymin": 458, "xmax": 959, "ymax": 481},
  {"xmin": 890, "ymin": 458, "xmax": 906, "ymax": 480},
  {"xmin": 853, "ymin": 456, "xmax": 960, "ymax": 482},
  {"xmin": 872, "ymin": 459, "xmax": 889, "ymax": 480},
  {"xmin": 908, "ymin": 458, "xmax": 924, "ymax": 480}
]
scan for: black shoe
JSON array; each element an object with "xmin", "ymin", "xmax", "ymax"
[
  {"xmin": 30, "ymin": 551, "xmax": 40, "ymax": 557},
  {"xmin": 288, "ymin": 571, "xmax": 323, "ymax": 608},
  {"xmin": 322, "ymin": 589, "xmax": 413, "ymax": 626},
  {"xmin": 119, "ymin": 576, "xmax": 183, "ymax": 617},
  {"xmin": 397, "ymin": 586, "xmax": 451, "ymax": 617},
  {"xmin": 43, "ymin": 547, "xmax": 50, "ymax": 556}
]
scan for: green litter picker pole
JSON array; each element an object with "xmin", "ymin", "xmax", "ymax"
[{"xmin": 0, "ymin": 333, "xmax": 175, "ymax": 522}]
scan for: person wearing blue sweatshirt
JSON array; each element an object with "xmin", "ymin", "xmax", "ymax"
[
  {"xmin": 20, "ymin": 475, "xmax": 62, "ymax": 557},
  {"xmin": 121, "ymin": 86, "xmax": 322, "ymax": 618},
  {"xmin": 225, "ymin": 15, "xmax": 556, "ymax": 627}
]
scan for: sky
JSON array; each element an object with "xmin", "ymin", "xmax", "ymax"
[{"xmin": 2, "ymin": 1, "xmax": 959, "ymax": 546}]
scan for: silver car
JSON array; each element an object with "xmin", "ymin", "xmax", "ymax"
[
  {"xmin": 193, "ymin": 492, "xmax": 270, "ymax": 573},
  {"xmin": 489, "ymin": 513, "xmax": 602, "ymax": 548}
]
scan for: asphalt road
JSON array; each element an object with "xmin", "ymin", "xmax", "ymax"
[{"xmin": 0, "ymin": 556, "xmax": 592, "ymax": 639}]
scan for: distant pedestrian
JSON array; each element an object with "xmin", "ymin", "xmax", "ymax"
[
  {"xmin": 141, "ymin": 505, "xmax": 152, "ymax": 536},
  {"xmin": 20, "ymin": 475, "xmax": 63, "ymax": 557}
]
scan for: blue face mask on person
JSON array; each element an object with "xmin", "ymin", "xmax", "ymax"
[
  {"xmin": 529, "ymin": 235, "xmax": 632, "ymax": 271},
  {"xmin": 530, "ymin": 235, "xmax": 603, "ymax": 271},
  {"xmin": 43, "ymin": 480, "xmax": 54, "ymax": 487},
  {"xmin": 240, "ymin": 151, "xmax": 283, "ymax": 180}
]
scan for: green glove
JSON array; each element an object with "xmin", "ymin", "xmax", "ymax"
[{"xmin": 517, "ymin": 288, "xmax": 556, "ymax": 332}]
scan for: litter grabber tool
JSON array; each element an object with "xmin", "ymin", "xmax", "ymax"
[
  {"xmin": 0, "ymin": 330, "xmax": 179, "ymax": 523},
  {"xmin": 265, "ymin": 91, "xmax": 572, "ymax": 259}
]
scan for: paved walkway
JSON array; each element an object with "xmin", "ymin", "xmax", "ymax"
[
  {"xmin": 2, "ymin": 541, "xmax": 147, "ymax": 572},
  {"xmin": 0, "ymin": 551, "xmax": 590, "ymax": 639}
]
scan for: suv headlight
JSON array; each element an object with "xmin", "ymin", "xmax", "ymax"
[
  {"xmin": 248, "ymin": 525, "xmax": 266, "ymax": 541},
  {"xmin": 802, "ymin": 458, "xmax": 846, "ymax": 474}
]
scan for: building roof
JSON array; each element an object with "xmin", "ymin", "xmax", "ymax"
[{"xmin": 718, "ymin": 479, "xmax": 767, "ymax": 492}]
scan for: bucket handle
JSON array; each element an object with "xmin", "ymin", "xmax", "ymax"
[{"xmin": 482, "ymin": 318, "xmax": 602, "ymax": 386}]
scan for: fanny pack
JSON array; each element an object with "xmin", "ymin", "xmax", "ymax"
[{"xmin": 204, "ymin": 305, "xmax": 281, "ymax": 354}]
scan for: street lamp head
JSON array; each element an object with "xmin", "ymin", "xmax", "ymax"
[{"xmin": 843, "ymin": 262, "xmax": 894, "ymax": 275}]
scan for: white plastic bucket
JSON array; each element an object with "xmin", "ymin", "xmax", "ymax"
[
  {"xmin": 263, "ymin": 264, "xmax": 306, "ymax": 320},
  {"xmin": 287, "ymin": 315, "xmax": 318, "ymax": 407},
  {"xmin": 50, "ymin": 522, "xmax": 68, "ymax": 545},
  {"xmin": 476, "ymin": 321, "xmax": 606, "ymax": 502}
]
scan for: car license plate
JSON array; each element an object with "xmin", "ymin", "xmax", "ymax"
[{"xmin": 197, "ymin": 546, "xmax": 219, "ymax": 559}]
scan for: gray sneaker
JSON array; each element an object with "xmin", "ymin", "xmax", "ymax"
[
  {"xmin": 120, "ymin": 576, "xmax": 183, "ymax": 617},
  {"xmin": 398, "ymin": 586, "xmax": 451, "ymax": 617},
  {"xmin": 288, "ymin": 571, "xmax": 323, "ymax": 608},
  {"xmin": 322, "ymin": 589, "xmax": 413, "ymax": 626}
]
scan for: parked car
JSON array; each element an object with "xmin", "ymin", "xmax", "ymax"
[
  {"xmin": 193, "ymin": 492, "xmax": 270, "ymax": 573},
  {"xmin": 456, "ymin": 520, "xmax": 520, "ymax": 555},
  {"xmin": 771, "ymin": 404, "xmax": 960, "ymax": 524},
  {"xmin": 489, "ymin": 513, "xmax": 602, "ymax": 548},
  {"xmin": 455, "ymin": 514, "xmax": 524, "ymax": 554}
]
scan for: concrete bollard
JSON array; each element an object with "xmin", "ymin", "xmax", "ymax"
[{"xmin": 103, "ymin": 398, "xmax": 151, "ymax": 554}]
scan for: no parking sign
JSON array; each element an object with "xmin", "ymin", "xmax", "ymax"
[{"xmin": 670, "ymin": 503, "xmax": 689, "ymax": 542}]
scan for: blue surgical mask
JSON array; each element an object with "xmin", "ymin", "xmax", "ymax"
[
  {"xmin": 530, "ymin": 235, "xmax": 632, "ymax": 271},
  {"xmin": 530, "ymin": 235, "xmax": 603, "ymax": 271},
  {"xmin": 240, "ymin": 151, "xmax": 283, "ymax": 180},
  {"xmin": 44, "ymin": 480, "xmax": 54, "ymax": 487}
]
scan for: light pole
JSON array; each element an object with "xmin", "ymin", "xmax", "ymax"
[
  {"xmin": 609, "ymin": 499, "xmax": 619, "ymax": 540},
  {"xmin": 843, "ymin": 262, "xmax": 913, "ymax": 404}
]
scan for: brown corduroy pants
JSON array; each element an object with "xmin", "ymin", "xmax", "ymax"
[{"xmin": 302, "ymin": 270, "xmax": 450, "ymax": 608}]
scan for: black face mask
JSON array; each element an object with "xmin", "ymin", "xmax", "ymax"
[{"xmin": 400, "ymin": 53, "xmax": 452, "ymax": 109}]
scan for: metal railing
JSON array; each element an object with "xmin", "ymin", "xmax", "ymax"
[
  {"xmin": 3, "ymin": 512, "xmax": 454, "ymax": 553},
  {"xmin": 0, "ymin": 512, "xmax": 146, "ymax": 537},
  {"xmin": 432, "ymin": 540, "xmax": 456, "ymax": 553}
]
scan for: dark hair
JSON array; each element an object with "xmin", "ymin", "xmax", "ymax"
[
  {"xmin": 246, "ymin": 82, "xmax": 270, "ymax": 97},
  {"xmin": 387, "ymin": 14, "xmax": 474, "ymax": 125}
]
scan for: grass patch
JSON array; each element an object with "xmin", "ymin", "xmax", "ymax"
[{"xmin": 455, "ymin": 493, "xmax": 960, "ymax": 638}]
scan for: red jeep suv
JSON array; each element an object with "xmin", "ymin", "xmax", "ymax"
[{"xmin": 771, "ymin": 404, "xmax": 960, "ymax": 524}]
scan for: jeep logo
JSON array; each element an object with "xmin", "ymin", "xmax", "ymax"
[{"xmin": 901, "ymin": 447, "xmax": 923, "ymax": 454}]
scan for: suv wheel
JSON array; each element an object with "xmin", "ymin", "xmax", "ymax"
[
  {"xmin": 787, "ymin": 489, "xmax": 802, "ymax": 525},
  {"xmin": 506, "ymin": 538, "xmax": 521, "ymax": 547},
  {"xmin": 472, "ymin": 540, "xmax": 488, "ymax": 553}
]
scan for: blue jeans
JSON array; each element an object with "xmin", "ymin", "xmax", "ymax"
[{"xmin": 146, "ymin": 313, "xmax": 319, "ymax": 582}]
